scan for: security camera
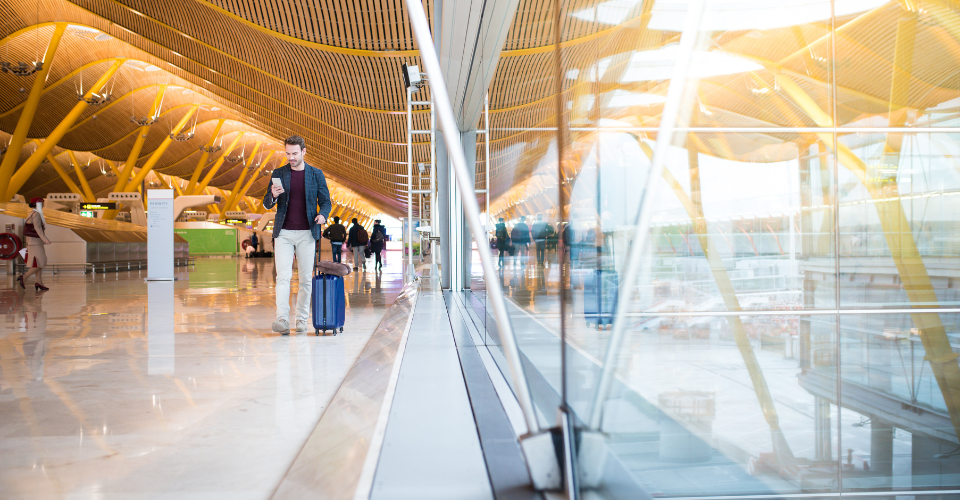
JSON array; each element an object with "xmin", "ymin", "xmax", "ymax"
[
  {"xmin": 402, "ymin": 63, "xmax": 423, "ymax": 89},
  {"xmin": 418, "ymin": 162, "xmax": 426, "ymax": 174}
]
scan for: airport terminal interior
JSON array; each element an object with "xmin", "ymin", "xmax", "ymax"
[{"xmin": 3, "ymin": 0, "xmax": 960, "ymax": 498}]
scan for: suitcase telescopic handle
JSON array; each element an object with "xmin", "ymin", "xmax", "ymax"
[{"xmin": 315, "ymin": 236, "xmax": 321, "ymax": 277}]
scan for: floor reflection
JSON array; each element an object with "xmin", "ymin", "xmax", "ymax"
[{"xmin": 0, "ymin": 250, "xmax": 405, "ymax": 498}]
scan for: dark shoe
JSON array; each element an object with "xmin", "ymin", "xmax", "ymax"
[
  {"xmin": 17, "ymin": 275, "xmax": 25, "ymax": 289},
  {"xmin": 35, "ymin": 283, "xmax": 49, "ymax": 291}
]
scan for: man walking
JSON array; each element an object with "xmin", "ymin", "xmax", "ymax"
[
  {"xmin": 531, "ymin": 214, "xmax": 548, "ymax": 267},
  {"xmin": 263, "ymin": 136, "xmax": 332, "ymax": 335},
  {"xmin": 370, "ymin": 219, "xmax": 387, "ymax": 270},
  {"xmin": 322, "ymin": 216, "xmax": 347, "ymax": 263},
  {"xmin": 511, "ymin": 215, "xmax": 531, "ymax": 267},
  {"xmin": 347, "ymin": 218, "xmax": 368, "ymax": 271}
]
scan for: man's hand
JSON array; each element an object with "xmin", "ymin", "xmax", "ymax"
[
  {"xmin": 271, "ymin": 182, "xmax": 284, "ymax": 198},
  {"xmin": 315, "ymin": 214, "xmax": 326, "ymax": 225}
]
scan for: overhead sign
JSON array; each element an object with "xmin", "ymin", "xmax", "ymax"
[{"xmin": 80, "ymin": 202, "xmax": 118, "ymax": 210}]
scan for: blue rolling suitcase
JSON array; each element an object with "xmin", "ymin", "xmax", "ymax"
[
  {"xmin": 312, "ymin": 239, "xmax": 345, "ymax": 336},
  {"xmin": 583, "ymin": 268, "xmax": 618, "ymax": 329}
]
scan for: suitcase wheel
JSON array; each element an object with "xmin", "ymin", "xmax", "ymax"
[
  {"xmin": 340, "ymin": 327, "xmax": 343, "ymax": 334},
  {"xmin": 315, "ymin": 329, "xmax": 320, "ymax": 336}
]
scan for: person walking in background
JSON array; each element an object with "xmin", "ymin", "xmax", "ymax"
[
  {"xmin": 250, "ymin": 232, "xmax": 259, "ymax": 254},
  {"xmin": 562, "ymin": 222, "xmax": 578, "ymax": 265},
  {"xmin": 370, "ymin": 219, "xmax": 387, "ymax": 270},
  {"xmin": 511, "ymin": 215, "xmax": 531, "ymax": 267},
  {"xmin": 531, "ymin": 214, "xmax": 548, "ymax": 267},
  {"xmin": 322, "ymin": 216, "xmax": 347, "ymax": 263},
  {"xmin": 495, "ymin": 217, "xmax": 509, "ymax": 268},
  {"xmin": 17, "ymin": 197, "xmax": 52, "ymax": 292},
  {"xmin": 347, "ymin": 218, "xmax": 369, "ymax": 271},
  {"xmin": 262, "ymin": 135, "xmax": 332, "ymax": 335}
]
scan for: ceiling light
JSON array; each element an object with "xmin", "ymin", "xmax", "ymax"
[
  {"xmin": 182, "ymin": 89, "xmax": 193, "ymax": 94},
  {"xmin": 95, "ymin": 33, "xmax": 112, "ymax": 41},
  {"xmin": 144, "ymin": 65, "xmax": 161, "ymax": 72},
  {"xmin": 211, "ymin": 107, "xmax": 220, "ymax": 111},
  {"xmin": 0, "ymin": 61, "xmax": 42, "ymax": 76},
  {"xmin": 70, "ymin": 25, "xmax": 100, "ymax": 33}
]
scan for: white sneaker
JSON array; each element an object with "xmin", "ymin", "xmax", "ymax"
[
  {"xmin": 296, "ymin": 319, "xmax": 309, "ymax": 332},
  {"xmin": 272, "ymin": 318, "xmax": 290, "ymax": 334}
]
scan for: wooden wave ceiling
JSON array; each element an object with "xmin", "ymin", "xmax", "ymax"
[{"xmin": 1, "ymin": 0, "xmax": 960, "ymax": 219}]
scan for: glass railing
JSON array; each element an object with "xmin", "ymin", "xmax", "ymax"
[{"xmin": 469, "ymin": 0, "xmax": 960, "ymax": 496}]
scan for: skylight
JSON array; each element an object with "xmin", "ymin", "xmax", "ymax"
[
  {"xmin": 571, "ymin": 0, "xmax": 642, "ymax": 25},
  {"xmin": 617, "ymin": 47, "xmax": 763, "ymax": 82},
  {"xmin": 604, "ymin": 90, "xmax": 667, "ymax": 108},
  {"xmin": 649, "ymin": 0, "xmax": 891, "ymax": 32}
]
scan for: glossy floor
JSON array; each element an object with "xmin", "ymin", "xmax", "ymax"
[{"xmin": 0, "ymin": 251, "xmax": 405, "ymax": 499}]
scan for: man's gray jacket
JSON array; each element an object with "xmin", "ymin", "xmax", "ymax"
[{"xmin": 262, "ymin": 163, "xmax": 332, "ymax": 241}]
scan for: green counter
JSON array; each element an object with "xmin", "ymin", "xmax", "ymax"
[{"xmin": 174, "ymin": 228, "xmax": 237, "ymax": 255}]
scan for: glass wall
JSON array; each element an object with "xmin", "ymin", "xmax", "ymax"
[{"xmin": 476, "ymin": 0, "xmax": 960, "ymax": 497}]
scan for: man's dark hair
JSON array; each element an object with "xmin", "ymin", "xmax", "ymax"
[
  {"xmin": 351, "ymin": 218, "xmax": 358, "ymax": 223},
  {"xmin": 284, "ymin": 135, "xmax": 306, "ymax": 151},
  {"xmin": 333, "ymin": 216, "xmax": 340, "ymax": 222}
]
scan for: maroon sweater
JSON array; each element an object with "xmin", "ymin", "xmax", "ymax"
[{"xmin": 282, "ymin": 169, "xmax": 310, "ymax": 230}]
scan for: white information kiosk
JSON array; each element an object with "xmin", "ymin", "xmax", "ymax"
[{"xmin": 147, "ymin": 189, "xmax": 175, "ymax": 281}]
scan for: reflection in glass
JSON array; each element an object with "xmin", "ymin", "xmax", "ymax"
[{"xmin": 481, "ymin": 0, "xmax": 960, "ymax": 496}]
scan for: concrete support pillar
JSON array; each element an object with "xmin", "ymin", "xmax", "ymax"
[
  {"xmin": 437, "ymin": 129, "xmax": 458, "ymax": 290},
  {"xmin": 815, "ymin": 397, "xmax": 832, "ymax": 462},
  {"xmin": 871, "ymin": 419, "xmax": 894, "ymax": 477},
  {"xmin": 460, "ymin": 130, "xmax": 476, "ymax": 289}
]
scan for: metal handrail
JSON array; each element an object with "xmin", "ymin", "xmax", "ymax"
[{"xmin": 402, "ymin": 0, "xmax": 540, "ymax": 435}]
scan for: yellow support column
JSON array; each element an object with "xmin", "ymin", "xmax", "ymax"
[
  {"xmin": 778, "ymin": 70, "xmax": 960, "ymax": 444},
  {"xmin": 115, "ymin": 85, "xmax": 166, "ymax": 192},
  {"xmin": 67, "ymin": 151, "xmax": 96, "ymax": 202},
  {"xmin": 230, "ymin": 150, "xmax": 275, "ymax": 210},
  {"xmin": 185, "ymin": 118, "xmax": 225, "ymax": 195},
  {"xmin": 5, "ymin": 58, "xmax": 125, "ymax": 200},
  {"xmin": 123, "ymin": 105, "xmax": 198, "ymax": 192},
  {"xmin": 44, "ymin": 152, "xmax": 84, "ymax": 198},
  {"xmin": 104, "ymin": 160, "xmax": 121, "ymax": 179},
  {"xmin": 221, "ymin": 141, "xmax": 262, "ymax": 210},
  {"xmin": 0, "ymin": 23, "xmax": 67, "ymax": 195},
  {"xmin": 194, "ymin": 132, "xmax": 245, "ymax": 195}
]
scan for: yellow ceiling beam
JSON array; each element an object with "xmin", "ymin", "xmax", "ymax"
[
  {"xmin": 194, "ymin": 131, "xmax": 245, "ymax": 194},
  {"xmin": 5, "ymin": 58, "xmax": 125, "ymax": 201},
  {"xmin": 67, "ymin": 150, "xmax": 96, "ymax": 202},
  {"xmin": 123, "ymin": 104, "xmax": 199, "ymax": 191},
  {"xmin": 185, "ymin": 118, "xmax": 226, "ymax": 195},
  {"xmin": 0, "ymin": 23, "xmax": 67, "ymax": 198}
]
